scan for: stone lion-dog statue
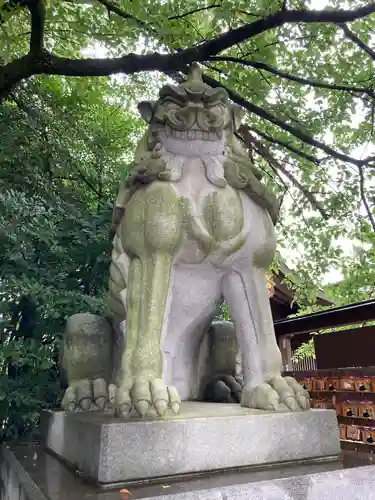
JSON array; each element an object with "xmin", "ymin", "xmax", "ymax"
[{"xmin": 61, "ymin": 64, "xmax": 310, "ymax": 417}]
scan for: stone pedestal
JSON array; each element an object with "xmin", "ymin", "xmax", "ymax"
[
  {"xmin": 3, "ymin": 442, "xmax": 375, "ymax": 500},
  {"xmin": 39, "ymin": 402, "xmax": 340, "ymax": 485}
]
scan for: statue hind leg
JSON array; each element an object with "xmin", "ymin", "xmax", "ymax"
[
  {"xmin": 199, "ymin": 320, "xmax": 243, "ymax": 403},
  {"xmin": 61, "ymin": 313, "xmax": 117, "ymax": 411}
]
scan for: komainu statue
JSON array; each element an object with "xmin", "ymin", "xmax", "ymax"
[{"xmin": 61, "ymin": 64, "xmax": 310, "ymax": 417}]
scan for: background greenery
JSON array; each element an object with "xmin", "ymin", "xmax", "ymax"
[{"xmin": 1, "ymin": 0, "xmax": 375, "ymax": 440}]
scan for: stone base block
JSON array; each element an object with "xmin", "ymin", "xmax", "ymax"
[
  {"xmin": 39, "ymin": 402, "xmax": 340, "ymax": 484},
  {"xmin": 4, "ymin": 442, "xmax": 375, "ymax": 500}
]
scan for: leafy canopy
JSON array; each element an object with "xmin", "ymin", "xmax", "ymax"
[{"xmin": 1, "ymin": 0, "xmax": 375, "ymax": 299}]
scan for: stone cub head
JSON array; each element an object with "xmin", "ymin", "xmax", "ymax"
[{"xmin": 137, "ymin": 63, "xmax": 243, "ymax": 155}]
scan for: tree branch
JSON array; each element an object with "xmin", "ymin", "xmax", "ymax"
[
  {"xmin": 1, "ymin": 4, "xmax": 375, "ymax": 96},
  {"xmin": 0, "ymin": 0, "xmax": 21, "ymax": 26},
  {"xmin": 172, "ymin": 65, "xmax": 375, "ymax": 169},
  {"xmin": 239, "ymin": 124, "xmax": 321, "ymax": 165},
  {"xmin": 169, "ymin": 4, "xmax": 221, "ymax": 21},
  {"xmin": 201, "ymin": 72, "xmax": 375, "ymax": 168},
  {"xmin": 358, "ymin": 165, "xmax": 375, "ymax": 232},
  {"xmin": 239, "ymin": 124, "xmax": 329, "ymax": 219},
  {"xmin": 0, "ymin": 53, "xmax": 36, "ymax": 98},
  {"xmin": 96, "ymin": 0, "xmax": 154, "ymax": 32},
  {"xmin": 188, "ymin": 4, "xmax": 375, "ymax": 62},
  {"xmin": 209, "ymin": 55, "xmax": 375, "ymax": 98},
  {"xmin": 55, "ymin": 174, "xmax": 102, "ymax": 197},
  {"xmin": 27, "ymin": 0, "xmax": 45, "ymax": 53},
  {"xmin": 339, "ymin": 23, "xmax": 375, "ymax": 61}
]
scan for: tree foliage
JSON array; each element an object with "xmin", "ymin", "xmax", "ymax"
[
  {"xmin": 0, "ymin": 75, "xmax": 146, "ymax": 439},
  {"xmin": 1, "ymin": 0, "xmax": 375, "ymax": 437}
]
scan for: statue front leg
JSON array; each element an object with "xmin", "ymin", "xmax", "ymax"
[
  {"xmin": 114, "ymin": 256, "xmax": 142, "ymax": 415},
  {"xmin": 222, "ymin": 266, "xmax": 309, "ymax": 412},
  {"xmin": 115, "ymin": 182, "xmax": 183, "ymax": 418},
  {"xmin": 245, "ymin": 266, "xmax": 310, "ymax": 411},
  {"xmin": 131, "ymin": 252, "xmax": 180, "ymax": 417}
]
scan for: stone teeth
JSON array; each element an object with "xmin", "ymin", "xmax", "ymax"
[{"xmin": 167, "ymin": 128, "xmax": 220, "ymax": 140}]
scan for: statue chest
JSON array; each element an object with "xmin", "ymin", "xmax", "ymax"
[{"xmin": 174, "ymin": 157, "xmax": 244, "ymax": 245}]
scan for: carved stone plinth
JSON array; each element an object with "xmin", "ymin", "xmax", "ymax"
[{"xmin": 39, "ymin": 402, "xmax": 340, "ymax": 484}]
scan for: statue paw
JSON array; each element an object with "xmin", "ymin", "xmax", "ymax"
[
  {"xmin": 62, "ymin": 378, "xmax": 117, "ymax": 412},
  {"xmin": 204, "ymin": 375, "xmax": 243, "ymax": 403},
  {"xmin": 241, "ymin": 375, "xmax": 310, "ymax": 412},
  {"xmin": 115, "ymin": 377, "xmax": 181, "ymax": 418}
]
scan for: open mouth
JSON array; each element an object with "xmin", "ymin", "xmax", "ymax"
[{"xmin": 165, "ymin": 125, "xmax": 222, "ymax": 141}]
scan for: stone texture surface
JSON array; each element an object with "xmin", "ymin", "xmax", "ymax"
[
  {"xmin": 0, "ymin": 445, "xmax": 46, "ymax": 500},
  {"xmin": 2, "ymin": 442, "xmax": 375, "ymax": 500},
  {"xmin": 144, "ymin": 465, "xmax": 375, "ymax": 500},
  {"xmin": 40, "ymin": 402, "xmax": 340, "ymax": 484}
]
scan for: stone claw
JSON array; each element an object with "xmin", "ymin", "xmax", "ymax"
[
  {"xmin": 135, "ymin": 400, "xmax": 150, "ymax": 417},
  {"xmin": 297, "ymin": 394, "xmax": 310, "ymax": 410},
  {"xmin": 283, "ymin": 395, "xmax": 302, "ymax": 412},
  {"xmin": 241, "ymin": 376, "xmax": 310, "ymax": 412},
  {"xmin": 67, "ymin": 402, "xmax": 76, "ymax": 412},
  {"xmin": 116, "ymin": 378, "xmax": 181, "ymax": 418},
  {"xmin": 115, "ymin": 404, "xmax": 132, "ymax": 418},
  {"xmin": 108, "ymin": 384, "xmax": 117, "ymax": 406},
  {"xmin": 95, "ymin": 396, "xmax": 107, "ymax": 410},
  {"xmin": 167, "ymin": 386, "xmax": 181, "ymax": 415},
  {"xmin": 171, "ymin": 402, "xmax": 180, "ymax": 415},
  {"xmin": 93, "ymin": 378, "xmax": 108, "ymax": 409},
  {"xmin": 79, "ymin": 398, "xmax": 92, "ymax": 411},
  {"xmin": 61, "ymin": 378, "xmax": 113, "ymax": 413},
  {"xmin": 241, "ymin": 383, "xmax": 279, "ymax": 410},
  {"xmin": 115, "ymin": 386, "xmax": 132, "ymax": 417},
  {"xmin": 154, "ymin": 399, "xmax": 168, "ymax": 417}
]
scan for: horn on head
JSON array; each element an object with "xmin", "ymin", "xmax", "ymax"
[{"xmin": 186, "ymin": 62, "xmax": 204, "ymax": 84}]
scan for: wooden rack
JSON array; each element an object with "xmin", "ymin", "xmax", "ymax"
[{"xmin": 293, "ymin": 371, "xmax": 375, "ymax": 454}]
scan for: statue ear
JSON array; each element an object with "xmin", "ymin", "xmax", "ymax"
[
  {"xmin": 138, "ymin": 101, "xmax": 155, "ymax": 123},
  {"xmin": 231, "ymin": 104, "xmax": 244, "ymax": 131}
]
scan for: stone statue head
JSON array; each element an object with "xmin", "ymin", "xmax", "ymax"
[
  {"xmin": 137, "ymin": 63, "xmax": 243, "ymax": 155},
  {"xmin": 124, "ymin": 64, "xmax": 279, "ymax": 224}
]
